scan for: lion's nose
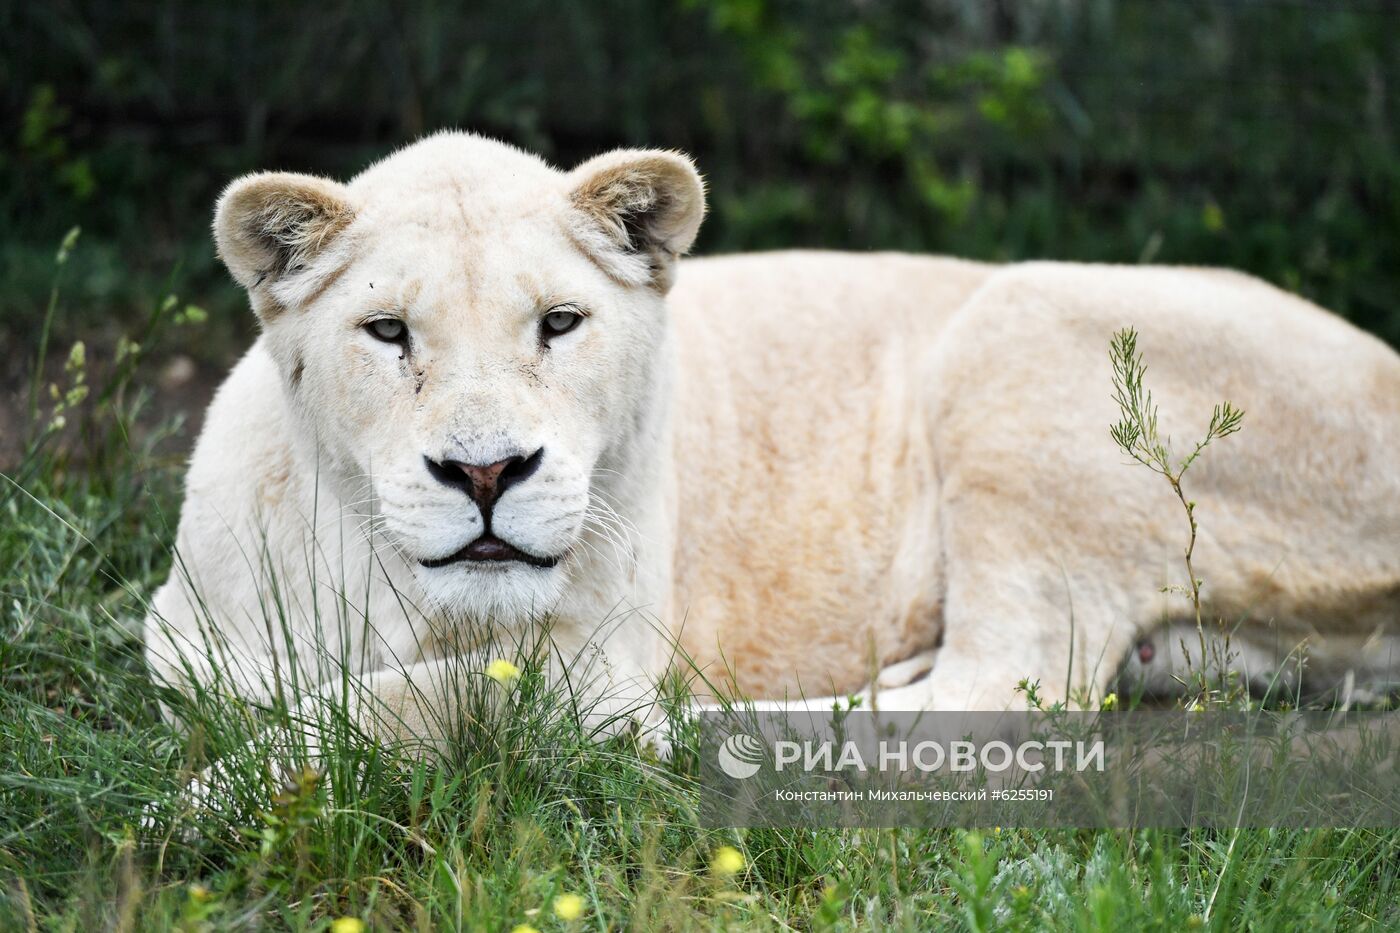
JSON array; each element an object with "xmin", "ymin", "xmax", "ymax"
[{"xmin": 425, "ymin": 449, "xmax": 544, "ymax": 515}]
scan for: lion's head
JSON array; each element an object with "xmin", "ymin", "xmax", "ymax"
[{"xmin": 212, "ymin": 132, "xmax": 705, "ymax": 621}]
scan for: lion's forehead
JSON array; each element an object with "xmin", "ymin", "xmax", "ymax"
[
  {"xmin": 336, "ymin": 214, "xmax": 597, "ymax": 320},
  {"xmin": 350, "ymin": 131, "xmax": 560, "ymax": 192},
  {"xmin": 350, "ymin": 193, "xmax": 564, "ymax": 274},
  {"xmin": 326, "ymin": 137, "xmax": 623, "ymax": 323},
  {"xmin": 349, "ymin": 140, "xmax": 568, "ymax": 244},
  {"xmin": 355, "ymin": 183, "xmax": 562, "ymax": 235}
]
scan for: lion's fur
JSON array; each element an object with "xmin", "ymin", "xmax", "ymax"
[
  {"xmin": 146, "ymin": 132, "xmax": 1400, "ymax": 738},
  {"xmin": 676, "ymin": 257, "xmax": 1400, "ymax": 707}
]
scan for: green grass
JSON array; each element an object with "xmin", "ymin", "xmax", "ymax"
[{"xmin": 3, "ymin": 258, "xmax": 1399, "ymax": 931}]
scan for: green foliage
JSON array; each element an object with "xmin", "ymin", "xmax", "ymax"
[
  {"xmin": 3, "ymin": 0, "xmax": 1398, "ymax": 360},
  {"xmin": 1110, "ymin": 328, "xmax": 1244, "ymax": 481},
  {"xmin": 1109, "ymin": 327, "xmax": 1246, "ymax": 705},
  {"xmin": 17, "ymin": 86, "xmax": 95, "ymax": 202}
]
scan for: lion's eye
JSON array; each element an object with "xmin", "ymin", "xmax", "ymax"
[
  {"xmin": 540, "ymin": 308, "xmax": 584, "ymax": 341},
  {"xmin": 366, "ymin": 318, "xmax": 407, "ymax": 344}
]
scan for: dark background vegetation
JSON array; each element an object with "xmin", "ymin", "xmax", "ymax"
[{"xmin": 4, "ymin": 0, "xmax": 1399, "ymax": 446}]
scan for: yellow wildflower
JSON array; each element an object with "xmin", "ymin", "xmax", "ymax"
[
  {"xmin": 486, "ymin": 659, "xmax": 521, "ymax": 684},
  {"xmin": 553, "ymin": 892, "xmax": 585, "ymax": 920},
  {"xmin": 710, "ymin": 845, "xmax": 745, "ymax": 876},
  {"xmin": 330, "ymin": 919, "xmax": 365, "ymax": 933}
]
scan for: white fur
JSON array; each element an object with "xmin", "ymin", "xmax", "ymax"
[
  {"xmin": 145, "ymin": 133, "xmax": 698, "ymax": 745},
  {"xmin": 146, "ymin": 133, "xmax": 1400, "ymax": 758}
]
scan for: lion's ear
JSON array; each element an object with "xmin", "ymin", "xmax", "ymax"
[
  {"xmin": 213, "ymin": 171, "xmax": 356, "ymax": 303},
  {"xmin": 567, "ymin": 149, "xmax": 706, "ymax": 291}
]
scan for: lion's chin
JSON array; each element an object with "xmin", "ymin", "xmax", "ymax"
[{"xmin": 413, "ymin": 558, "xmax": 567, "ymax": 626}]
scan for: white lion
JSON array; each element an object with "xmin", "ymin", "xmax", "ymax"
[{"xmin": 145, "ymin": 131, "xmax": 1400, "ymax": 756}]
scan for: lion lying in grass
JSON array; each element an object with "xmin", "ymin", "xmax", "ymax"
[{"xmin": 145, "ymin": 131, "xmax": 1400, "ymax": 754}]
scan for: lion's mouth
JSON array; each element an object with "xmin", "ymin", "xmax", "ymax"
[{"xmin": 419, "ymin": 533, "xmax": 560, "ymax": 570}]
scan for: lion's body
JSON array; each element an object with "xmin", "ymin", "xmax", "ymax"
[
  {"xmin": 146, "ymin": 134, "xmax": 1400, "ymax": 746},
  {"xmin": 671, "ymin": 255, "xmax": 1400, "ymax": 704},
  {"xmin": 669, "ymin": 252, "xmax": 991, "ymax": 696}
]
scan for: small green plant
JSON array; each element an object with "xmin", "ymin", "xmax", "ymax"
[
  {"xmin": 948, "ymin": 830, "xmax": 1001, "ymax": 933},
  {"xmin": 26, "ymin": 225, "xmax": 81, "ymax": 430},
  {"xmin": 1108, "ymin": 327, "xmax": 1245, "ymax": 703}
]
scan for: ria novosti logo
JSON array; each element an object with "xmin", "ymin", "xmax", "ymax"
[
  {"xmin": 717, "ymin": 733, "xmax": 765, "ymax": 779},
  {"xmin": 717, "ymin": 732, "xmax": 1106, "ymax": 779}
]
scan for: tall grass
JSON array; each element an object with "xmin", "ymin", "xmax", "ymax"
[{"xmin": 2, "ymin": 239, "xmax": 1397, "ymax": 930}]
